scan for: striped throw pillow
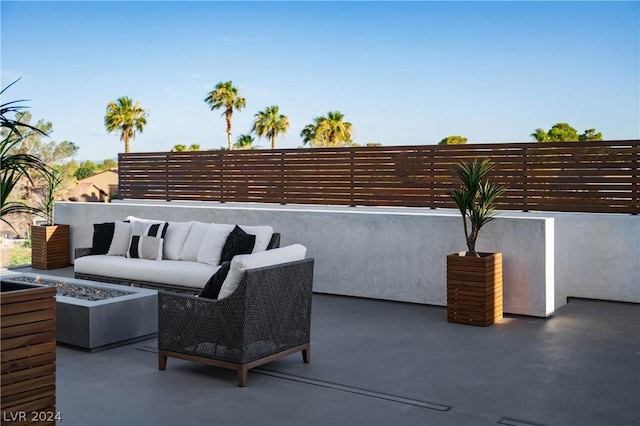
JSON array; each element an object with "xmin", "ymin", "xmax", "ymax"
[{"xmin": 127, "ymin": 222, "xmax": 168, "ymax": 260}]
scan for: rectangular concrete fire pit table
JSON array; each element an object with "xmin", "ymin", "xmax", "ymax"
[{"xmin": 1, "ymin": 272, "xmax": 158, "ymax": 351}]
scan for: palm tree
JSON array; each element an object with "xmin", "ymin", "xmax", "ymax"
[
  {"xmin": 104, "ymin": 97, "xmax": 148, "ymax": 153},
  {"xmin": 300, "ymin": 111, "xmax": 353, "ymax": 147},
  {"xmin": 234, "ymin": 134, "xmax": 257, "ymax": 150},
  {"xmin": 300, "ymin": 121, "xmax": 319, "ymax": 146},
  {"xmin": 251, "ymin": 105, "xmax": 290, "ymax": 149},
  {"xmin": 204, "ymin": 81, "xmax": 246, "ymax": 150},
  {"xmin": 530, "ymin": 128, "xmax": 550, "ymax": 142},
  {"xmin": 439, "ymin": 136, "xmax": 468, "ymax": 145}
]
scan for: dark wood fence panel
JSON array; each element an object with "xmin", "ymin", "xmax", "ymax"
[{"xmin": 119, "ymin": 140, "xmax": 639, "ymax": 214}]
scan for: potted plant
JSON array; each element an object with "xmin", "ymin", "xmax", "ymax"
[
  {"xmin": 31, "ymin": 166, "xmax": 70, "ymax": 269},
  {"xmin": 447, "ymin": 158, "xmax": 506, "ymax": 326},
  {"xmin": 0, "ymin": 79, "xmax": 58, "ymax": 419}
]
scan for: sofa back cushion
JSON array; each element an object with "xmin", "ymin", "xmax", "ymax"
[
  {"xmin": 214, "ymin": 224, "xmax": 274, "ymax": 254},
  {"xmin": 107, "ymin": 221, "xmax": 133, "ymax": 256},
  {"xmin": 179, "ymin": 221, "xmax": 211, "ymax": 261},
  {"xmin": 126, "ymin": 216, "xmax": 193, "ymax": 260},
  {"xmin": 217, "ymin": 244, "xmax": 307, "ymax": 299},
  {"xmin": 196, "ymin": 224, "xmax": 231, "ymax": 266}
]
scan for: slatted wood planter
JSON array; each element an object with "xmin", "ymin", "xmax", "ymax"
[
  {"xmin": 1, "ymin": 282, "xmax": 56, "ymax": 425},
  {"xmin": 447, "ymin": 252, "xmax": 503, "ymax": 326},
  {"xmin": 31, "ymin": 225, "xmax": 70, "ymax": 270}
]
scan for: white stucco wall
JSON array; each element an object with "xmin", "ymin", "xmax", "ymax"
[{"xmin": 55, "ymin": 201, "xmax": 639, "ymax": 316}]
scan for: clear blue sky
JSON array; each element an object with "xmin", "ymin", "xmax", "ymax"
[{"xmin": 2, "ymin": 1, "xmax": 638, "ymax": 162}]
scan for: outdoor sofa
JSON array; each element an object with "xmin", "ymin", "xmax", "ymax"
[
  {"xmin": 73, "ymin": 216, "xmax": 280, "ymax": 293},
  {"xmin": 73, "ymin": 216, "xmax": 315, "ymax": 386}
]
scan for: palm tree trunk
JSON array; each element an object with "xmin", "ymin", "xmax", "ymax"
[
  {"xmin": 271, "ymin": 135, "xmax": 276, "ymax": 150},
  {"xmin": 124, "ymin": 131, "xmax": 130, "ymax": 153},
  {"xmin": 226, "ymin": 110, "xmax": 233, "ymax": 150}
]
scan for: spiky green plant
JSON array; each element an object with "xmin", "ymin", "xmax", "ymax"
[
  {"xmin": 1, "ymin": 79, "xmax": 51, "ymax": 231},
  {"xmin": 450, "ymin": 159, "xmax": 506, "ymax": 257},
  {"xmin": 1, "ymin": 136, "xmax": 50, "ymax": 229},
  {"xmin": 34, "ymin": 166, "xmax": 65, "ymax": 226}
]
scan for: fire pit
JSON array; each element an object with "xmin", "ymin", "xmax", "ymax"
[
  {"xmin": 1, "ymin": 273, "xmax": 158, "ymax": 351},
  {"xmin": 8, "ymin": 275, "xmax": 129, "ymax": 300}
]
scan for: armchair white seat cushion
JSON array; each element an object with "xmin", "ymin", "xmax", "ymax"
[{"xmin": 217, "ymin": 244, "xmax": 307, "ymax": 299}]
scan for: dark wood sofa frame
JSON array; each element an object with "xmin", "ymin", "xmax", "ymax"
[
  {"xmin": 74, "ymin": 233, "xmax": 281, "ymax": 294},
  {"xmin": 158, "ymin": 258, "xmax": 314, "ymax": 386}
]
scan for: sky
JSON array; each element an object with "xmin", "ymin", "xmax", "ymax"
[{"xmin": 1, "ymin": 0, "xmax": 639, "ymax": 162}]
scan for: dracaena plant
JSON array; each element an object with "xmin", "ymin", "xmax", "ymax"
[
  {"xmin": 1, "ymin": 79, "xmax": 50, "ymax": 230},
  {"xmin": 450, "ymin": 159, "xmax": 506, "ymax": 257},
  {"xmin": 35, "ymin": 166, "xmax": 65, "ymax": 226}
]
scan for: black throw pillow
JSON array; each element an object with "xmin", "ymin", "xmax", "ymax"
[
  {"xmin": 220, "ymin": 225, "xmax": 256, "ymax": 263},
  {"xmin": 91, "ymin": 222, "xmax": 115, "ymax": 255},
  {"xmin": 199, "ymin": 262, "xmax": 232, "ymax": 299}
]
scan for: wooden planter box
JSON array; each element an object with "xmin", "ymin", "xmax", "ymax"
[
  {"xmin": 1, "ymin": 281, "xmax": 57, "ymax": 424},
  {"xmin": 447, "ymin": 252, "xmax": 503, "ymax": 326},
  {"xmin": 31, "ymin": 224, "xmax": 70, "ymax": 270}
]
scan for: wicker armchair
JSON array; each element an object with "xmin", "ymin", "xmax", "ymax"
[{"xmin": 158, "ymin": 258, "xmax": 314, "ymax": 386}]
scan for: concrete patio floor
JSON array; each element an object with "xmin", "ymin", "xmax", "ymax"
[{"xmin": 4, "ymin": 265, "xmax": 640, "ymax": 426}]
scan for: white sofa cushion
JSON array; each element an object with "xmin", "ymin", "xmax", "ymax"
[
  {"xmin": 107, "ymin": 221, "xmax": 132, "ymax": 256},
  {"xmin": 197, "ymin": 224, "xmax": 233, "ymax": 266},
  {"xmin": 239, "ymin": 225, "xmax": 274, "ymax": 253},
  {"xmin": 163, "ymin": 221, "xmax": 193, "ymax": 260},
  {"xmin": 215, "ymin": 224, "xmax": 274, "ymax": 253},
  {"xmin": 125, "ymin": 216, "xmax": 193, "ymax": 260},
  {"xmin": 74, "ymin": 255, "xmax": 220, "ymax": 289},
  {"xmin": 217, "ymin": 244, "xmax": 307, "ymax": 299},
  {"xmin": 179, "ymin": 221, "xmax": 211, "ymax": 261}
]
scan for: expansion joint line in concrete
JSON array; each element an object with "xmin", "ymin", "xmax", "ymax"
[{"xmin": 253, "ymin": 368, "xmax": 452, "ymax": 412}]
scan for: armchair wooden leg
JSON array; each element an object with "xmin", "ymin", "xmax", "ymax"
[
  {"xmin": 237, "ymin": 366, "xmax": 248, "ymax": 387},
  {"xmin": 302, "ymin": 345, "xmax": 310, "ymax": 363},
  {"xmin": 159, "ymin": 353, "xmax": 167, "ymax": 370}
]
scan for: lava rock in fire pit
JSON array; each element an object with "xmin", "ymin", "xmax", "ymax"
[{"xmin": 9, "ymin": 276, "xmax": 129, "ymax": 301}]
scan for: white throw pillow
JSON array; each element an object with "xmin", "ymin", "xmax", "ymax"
[
  {"xmin": 126, "ymin": 222, "xmax": 168, "ymax": 260},
  {"xmin": 179, "ymin": 221, "xmax": 211, "ymax": 261},
  {"xmin": 217, "ymin": 244, "xmax": 307, "ymax": 299},
  {"xmin": 214, "ymin": 223, "xmax": 274, "ymax": 253},
  {"xmin": 197, "ymin": 224, "xmax": 233, "ymax": 266},
  {"xmin": 163, "ymin": 221, "xmax": 193, "ymax": 260},
  {"xmin": 107, "ymin": 221, "xmax": 132, "ymax": 256}
]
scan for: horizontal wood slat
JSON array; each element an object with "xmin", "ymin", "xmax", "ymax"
[
  {"xmin": 31, "ymin": 225, "xmax": 70, "ymax": 270},
  {"xmin": 1, "ymin": 285, "xmax": 56, "ymax": 425},
  {"xmin": 118, "ymin": 140, "xmax": 639, "ymax": 214}
]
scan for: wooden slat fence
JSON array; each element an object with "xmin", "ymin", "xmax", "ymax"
[{"xmin": 118, "ymin": 140, "xmax": 640, "ymax": 214}]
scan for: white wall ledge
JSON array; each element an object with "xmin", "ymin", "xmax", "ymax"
[{"xmin": 57, "ymin": 201, "xmax": 639, "ymax": 317}]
